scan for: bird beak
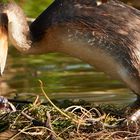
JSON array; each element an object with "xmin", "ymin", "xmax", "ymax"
[
  {"xmin": 0, "ymin": 26, "xmax": 8, "ymax": 75},
  {"xmin": 0, "ymin": 14, "xmax": 8, "ymax": 75}
]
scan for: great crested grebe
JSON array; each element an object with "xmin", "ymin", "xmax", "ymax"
[{"xmin": 0, "ymin": 0, "xmax": 140, "ymax": 119}]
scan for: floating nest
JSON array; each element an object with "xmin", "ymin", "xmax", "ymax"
[{"xmin": 0, "ymin": 81, "xmax": 140, "ymax": 140}]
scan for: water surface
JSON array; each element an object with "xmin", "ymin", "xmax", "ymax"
[{"xmin": 0, "ymin": 47, "xmax": 136, "ymax": 104}]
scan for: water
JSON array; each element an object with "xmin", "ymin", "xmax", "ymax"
[{"xmin": 0, "ymin": 47, "xmax": 136, "ymax": 104}]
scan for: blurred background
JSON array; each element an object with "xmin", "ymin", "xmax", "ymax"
[{"xmin": 0, "ymin": 0, "xmax": 140, "ymax": 104}]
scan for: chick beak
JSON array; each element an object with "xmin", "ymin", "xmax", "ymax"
[{"xmin": 0, "ymin": 13, "xmax": 8, "ymax": 75}]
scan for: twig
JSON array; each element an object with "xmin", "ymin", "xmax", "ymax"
[
  {"xmin": 9, "ymin": 126, "xmax": 58, "ymax": 140},
  {"xmin": 39, "ymin": 80, "xmax": 82, "ymax": 124},
  {"xmin": 105, "ymin": 131, "xmax": 140, "ymax": 139},
  {"xmin": 46, "ymin": 111, "xmax": 57, "ymax": 140}
]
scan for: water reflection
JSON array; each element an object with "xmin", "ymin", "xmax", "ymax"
[{"xmin": 0, "ymin": 47, "xmax": 136, "ymax": 104}]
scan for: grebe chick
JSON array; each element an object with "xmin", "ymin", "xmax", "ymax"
[{"xmin": 0, "ymin": 0, "xmax": 140, "ymax": 119}]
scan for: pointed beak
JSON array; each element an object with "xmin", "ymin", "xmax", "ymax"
[
  {"xmin": 0, "ymin": 13, "xmax": 8, "ymax": 75},
  {"xmin": 0, "ymin": 27, "xmax": 8, "ymax": 75}
]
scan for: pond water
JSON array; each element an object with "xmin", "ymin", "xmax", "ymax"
[{"xmin": 0, "ymin": 47, "xmax": 136, "ymax": 105}]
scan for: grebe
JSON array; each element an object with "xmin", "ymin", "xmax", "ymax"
[{"xmin": 0, "ymin": 0, "xmax": 140, "ymax": 119}]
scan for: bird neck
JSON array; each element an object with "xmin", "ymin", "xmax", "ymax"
[{"xmin": 4, "ymin": 3, "xmax": 32, "ymax": 52}]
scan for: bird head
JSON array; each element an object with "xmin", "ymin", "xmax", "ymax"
[{"xmin": 0, "ymin": 2, "xmax": 31, "ymax": 75}]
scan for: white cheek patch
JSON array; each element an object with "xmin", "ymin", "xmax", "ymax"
[
  {"xmin": 7, "ymin": 12, "xmax": 30, "ymax": 52},
  {"xmin": 8, "ymin": 21, "xmax": 22, "ymax": 46},
  {"xmin": 8, "ymin": 21, "xmax": 30, "ymax": 51}
]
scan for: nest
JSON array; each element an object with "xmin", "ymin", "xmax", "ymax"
[{"xmin": 0, "ymin": 81, "xmax": 140, "ymax": 140}]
